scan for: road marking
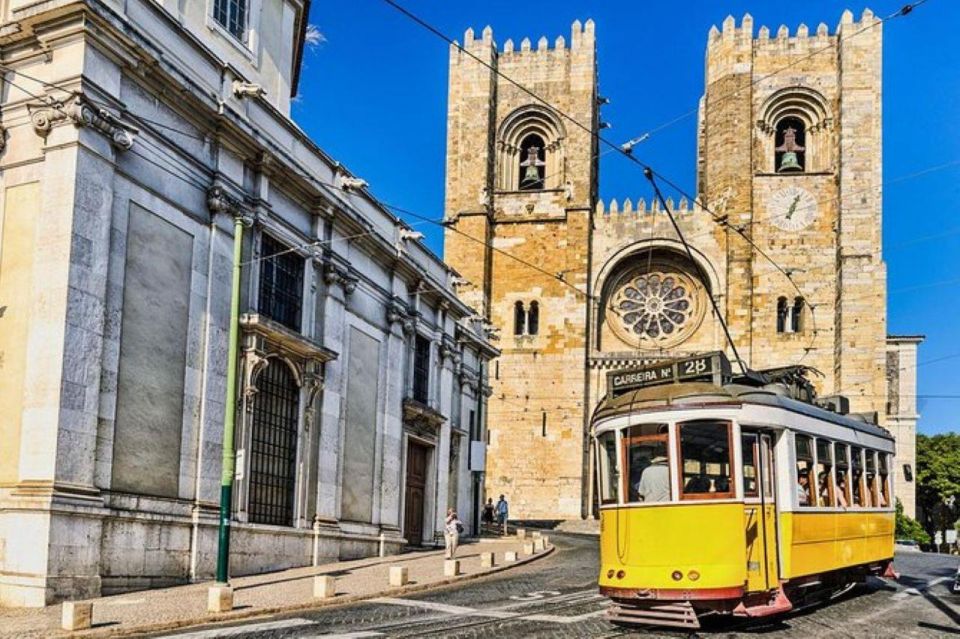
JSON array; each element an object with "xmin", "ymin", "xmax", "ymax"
[
  {"xmin": 161, "ymin": 618, "xmax": 316, "ymax": 638},
  {"xmin": 892, "ymin": 576, "xmax": 951, "ymax": 600},
  {"xmin": 372, "ymin": 591, "xmax": 607, "ymax": 626},
  {"xmin": 509, "ymin": 589, "xmax": 562, "ymax": 601},
  {"xmin": 304, "ymin": 633, "xmax": 384, "ymax": 638},
  {"xmin": 372, "ymin": 597, "xmax": 516, "ymax": 619}
]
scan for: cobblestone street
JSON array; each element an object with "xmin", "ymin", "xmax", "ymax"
[{"xmin": 149, "ymin": 533, "xmax": 960, "ymax": 638}]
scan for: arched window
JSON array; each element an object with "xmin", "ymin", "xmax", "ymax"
[
  {"xmin": 791, "ymin": 297, "xmax": 804, "ymax": 333},
  {"xmin": 514, "ymin": 301, "xmax": 526, "ymax": 336},
  {"xmin": 776, "ymin": 297, "xmax": 789, "ymax": 334},
  {"xmin": 518, "ymin": 134, "xmax": 546, "ymax": 191},
  {"xmin": 248, "ymin": 360, "xmax": 300, "ymax": 526},
  {"xmin": 775, "ymin": 117, "xmax": 806, "ymax": 173},
  {"xmin": 527, "ymin": 301, "xmax": 540, "ymax": 336}
]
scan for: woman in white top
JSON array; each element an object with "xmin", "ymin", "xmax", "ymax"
[{"xmin": 444, "ymin": 508, "xmax": 462, "ymax": 559}]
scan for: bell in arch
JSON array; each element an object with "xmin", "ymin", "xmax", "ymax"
[
  {"xmin": 519, "ymin": 145, "xmax": 546, "ymax": 189},
  {"xmin": 775, "ymin": 124, "xmax": 805, "ymax": 173}
]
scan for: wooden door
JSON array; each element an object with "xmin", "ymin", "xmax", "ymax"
[
  {"xmin": 744, "ymin": 432, "xmax": 779, "ymax": 592},
  {"xmin": 404, "ymin": 441, "xmax": 429, "ymax": 546}
]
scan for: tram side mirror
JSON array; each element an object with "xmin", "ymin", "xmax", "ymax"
[{"xmin": 903, "ymin": 464, "xmax": 914, "ymax": 482}]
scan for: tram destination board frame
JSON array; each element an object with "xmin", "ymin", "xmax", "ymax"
[{"xmin": 606, "ymin": 352, "xmax": 732, "ymax": 398}]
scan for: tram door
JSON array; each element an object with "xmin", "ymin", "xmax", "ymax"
[{"xmin": 743, "ymin": 431, "xmax": 778, "ymax": 592}]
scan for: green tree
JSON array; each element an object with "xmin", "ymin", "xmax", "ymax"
[
  {"xmin": 916, "ymin": 433, "xmax": 960, "ymax": 542},
  {"xmin": 895, "ymin": 498, "xmax": 930, "ymax": 544}
]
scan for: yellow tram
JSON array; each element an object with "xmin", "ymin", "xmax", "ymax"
[{"xmin": 593, "ymin": 353, "xmax": 896, "ymax": 628}]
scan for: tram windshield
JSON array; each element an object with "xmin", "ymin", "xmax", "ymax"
[
  {"xmin": 678, "ymin": 420, "xmax": 734, "ymax": 499},
  {"xmin": 624, "ymin": 424, "xmax": 670, "ymax": 503}
]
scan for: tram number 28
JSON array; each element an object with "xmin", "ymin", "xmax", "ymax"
[{"xmin": 681, "ymin": 358, "xmax": 710, "ymax": 376}]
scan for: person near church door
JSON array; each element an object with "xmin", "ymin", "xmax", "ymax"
[{"xmin": 444, "ymin": 508, "xmax": 463, "ymax": 559}]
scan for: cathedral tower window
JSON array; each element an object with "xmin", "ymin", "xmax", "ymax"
[
  {"xmin": 512, "ymin": 300, "xmax": 540, "ymax": 336},
  {"xmin": 776, "ymin": 297, "xmax": 789, "ymax": 333},
  {"xmin": 518, "ymin": 134, "xmax": 546, "ymax": 190},
  {"xmin": 213, "ymin": 0, "xmax": 248, "ymax": 40},
  {"xmin": 775, "ymin": 117, "xmax": 806, "ymax": 173},
  {"xmin": 496, "ymin": 105, "xmax": 566, "ymax": 191},
  {"xmin": 791, "ymin": 297, "xmax": 805, "ymax": 333},
  {"xmin": 758, "ymin": 87, "xmax": 831, "ymax": 174}
]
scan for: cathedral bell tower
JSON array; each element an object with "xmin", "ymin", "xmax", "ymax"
[{"xmin": 443, "ymin": 21, "xmax": 599, "ymax": 519}]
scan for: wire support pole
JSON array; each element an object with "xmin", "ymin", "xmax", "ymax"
[
  {"xmin": 216, "ymin": 215, "xmax": 245, "ymax": 585},
  {"xmin": 644, "ymin": 168, "xmax": 746, "ymax": 375}
]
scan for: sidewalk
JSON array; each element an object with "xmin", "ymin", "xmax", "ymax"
[{"xmin": 0, "ymin": 535, "xmax": 554, "ymax": 638}]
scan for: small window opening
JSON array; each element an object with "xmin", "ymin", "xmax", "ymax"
[
  {"xmin": 775, "ymin": 117, "xmax": 806, "ymax": 173},
  {"xmin": 742, "ymin": 434, "xmax": 759, "ymax": 498},
  {"xmin": 597, "ymin": 431, "xmax": 620, "ymax": 505},
  {"xmin": 879, "ymin": 454, "xmax": 891, "ymax": 506},
  {"xmin": 518, "ymin": 134, "xmax": 546, "ymax": 191},
  {"xmin": 834, "ymin": 443, "xmax": 851, "ymax": 507},
  {"xmin": 795, "ymin": 435, "xmax": 815, "ymax": 507},
  {"xmin": 513, "ymin": 301, "xmax": 526, "ymax": 336},
  {"xmin": 865, "ymin": 451, "xmax": 878, "ymax": 508},
  {"xmin": 776, "ymin": 297, "xmax": 789, "ymax": 334},
  {"xmin": 851, "ymin": 446, "xmax": 865, "ymax": 507},
  {"xmin": 213, "ymin": 0, "xmax": 248, "ymax": 41},
  {"xmin": 791, "ymin": 297, "xmax": 804, "ymax": 333},
  {"xmin": 816, "ymin": 438, "xmax": 835, "ymax": 507},
  {"xmin": 528, "ymin": 301, "xmax": 539, "ymax": 336}
]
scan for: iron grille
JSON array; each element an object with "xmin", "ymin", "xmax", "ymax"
[
  {"xmin": 412, "ymin": 335, "xmax": 430, "ymax": 404},
  {"xmin": 258, "ymin": 234, "xmax": 304, "ymax": 332},
  {"xmin": 248, "ymin": 360, "xmax": 299, "ymax": 526},
  {"xmin": 213, "ymin": 0, "xmax": 247, "ymax": 40}
]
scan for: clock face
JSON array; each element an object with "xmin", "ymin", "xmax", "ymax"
[{"xmin": 769, "ymin": 186, "xmax": 817, "ymax": 232}]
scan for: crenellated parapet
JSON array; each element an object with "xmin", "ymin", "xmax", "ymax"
[
  {"xmin": 452, "ymin": 19, "xmax": 595, "ymax": 60},
  {"xmin": 594, "ymin": 196, "xmax": 700, "ymax": 217}
]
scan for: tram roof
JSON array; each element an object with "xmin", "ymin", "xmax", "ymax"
[{"xmin": 593, "ymin": 382, "xmax": 893, "ymax": 441}]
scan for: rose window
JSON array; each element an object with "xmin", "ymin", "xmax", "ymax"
[{"xmin": 608, "ymin": 268, "xmax": 705, "ymax": 347}]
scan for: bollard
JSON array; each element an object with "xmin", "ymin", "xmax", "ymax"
[
  {"xmin": 523, "ymin": 541, "xmax": 536, "ymax": 555},
  {"xmin": 480, "ymin": 552, "xmax": 496, "ymax": 568},
  {"xmin": 504, "ymin": 550, "xmax": 518, "ymax": 562},
  {"xmin": 444, "ymin": 559, "xmax": 460, "ymax": 577},
  {"xmin": 389, "ymin": 565, "xmax": 408, "ymax": 586},
  {"xmin": 61, "ymin": 601, "xmax": 93, "ymax": 631},
  {"xmin": 313, "ymin": 575, "xmax": 336, "ymax": 599},
  {"xmin": 542, "ymin": 535, "xmax": 550, "ymax": 547},
  {"xmin": 533, "ymin": 538, "xmax": 545, "ymax": 552},
  {"xmin": 516, "ymin": 528, "xmax": 527, "ymax": 540},
  {"xmin": 532, "ymin": 531, "xmax": 542, "ymax": 539},
  {"xmin": 207, "ymin": 585, "xmax": 234, "ymax": 613}
]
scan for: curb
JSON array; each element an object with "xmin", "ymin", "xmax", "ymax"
[{"xmin": 57, "ymin": 545, "xmax": 556, "ymax": 638}]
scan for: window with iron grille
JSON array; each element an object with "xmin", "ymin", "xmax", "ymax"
[
  {"xmin": 213, "ymin": 0, "xmax": 248, "ymax": 41},
  {"xmin": 248, "ymin": 360, "xmax": 300, "ymax": 526},
  {"xmin": 412, "ymin": 335, "xmax": 431, "ymax": 404},
  {"xmin": 258, "ymin": 235, "xmax": 304, "ymax": 332}
]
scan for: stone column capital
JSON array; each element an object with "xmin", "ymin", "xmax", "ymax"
[{"xmin": 29, "ymin": 93, "xmax": 137, "ymax": 150}]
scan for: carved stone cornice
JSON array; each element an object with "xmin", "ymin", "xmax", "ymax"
[
  {"xmin": 439, "ymin": 335, "xmax": 461, "ymax": 365},
  {"xmin": 206, "ymin": 185, "xmax": 253, "ymax": 224},
  {"xmin": 402, "ymin": 397, "xmax": 446, "ymax": 433},
  {"xmin": 458, "ymin": 369, "xmax": 479, "ymax": 393},
  {"xmin": 29, "ymin": 94, "xmax": 137, "ymax": 150},
  {"xmin": 386, "ymin": 296, "xmax": 415, "ymax": 334}
]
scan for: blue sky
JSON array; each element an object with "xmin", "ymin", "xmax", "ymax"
[{"xmin": 293, "ymin": 1, "xmax": 959, "ymax": 434}]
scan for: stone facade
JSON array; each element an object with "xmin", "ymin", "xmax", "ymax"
[
  {"xmin": 443, "ymin": 11, "xmax": 918, "ymax": 519},
  {"xmin": 0, "ymin": 0, "xmax": 496, "ymax": 607}
]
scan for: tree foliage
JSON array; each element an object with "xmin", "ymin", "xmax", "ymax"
[
  {"xmin": 895, "ymin": 498, "xmax": 930, "ymax": 544},
  {"xmin": 916, "ymin": 432, "xmax": 960, "ymax": 539}
]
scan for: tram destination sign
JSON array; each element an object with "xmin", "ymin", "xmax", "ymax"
[{"xmin": 607, "ymin": 352, "xmax": 731, "ymax": 397}]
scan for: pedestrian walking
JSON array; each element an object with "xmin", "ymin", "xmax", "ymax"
[
  {"xmin": 444, "ymin": 508, "xmax": 463, "ymax": 559},
  {"xmin": 496, "ymin": 494, "xmax": 509, "ymax": 536},
  {"xmin": 481, "ymin": 497, "xmax": 495, "ymax": 530}
]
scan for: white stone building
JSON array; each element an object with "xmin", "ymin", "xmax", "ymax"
[{"xmin": 0, "ymin": 0, "xmax": 496, "ymax": 607}]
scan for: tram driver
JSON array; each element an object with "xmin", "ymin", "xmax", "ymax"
[{"xmin": 636, "ymin": 454, "xmax": 670, "ymax": 502}]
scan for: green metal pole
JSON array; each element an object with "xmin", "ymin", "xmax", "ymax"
[{"xmin": 216, "ymin": 215, "xmax": 244, "ymax": 584}]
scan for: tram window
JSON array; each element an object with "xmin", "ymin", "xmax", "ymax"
[
  {"xmin": 851, "ymin": 446, "xmax": 865, "ymax": 507},
  {"xmin": 597, "ymin": 431, "xmax": 619, "ymax": 505},
  {"xmin": 678, "ymin": 420, "xmax": 733, "ymax": 500},
  {"xmin": 795, "ymin": 435, "xmax": 815, "ymax": 507},
  {"xmin": 834, "ymin": 443, "xmax": 851, "ymax": 508},
  {"xmin": 742, "ymin": 434, "xmax": 759, "ymax": 498},
  {"xmin": 624, "ymin": 423, "xmax": 670, "ymax": 503},
  {"xmin": 815, "ymin": 438, "xmax": 835, "ymax": 508},
  {"xmin": 878, "ymin": 454, "xmax": 891, "ymax": 507},
  {"xmin": 865, "ymin": 450, "xmax": 878, "ymax": 508}
]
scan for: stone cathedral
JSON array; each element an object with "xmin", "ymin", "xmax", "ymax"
[{"xmin": 442, "ymin": 11, "xmax": 921, "ymax": 520}]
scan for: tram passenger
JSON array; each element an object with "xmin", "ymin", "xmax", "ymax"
[
  {"xmin": 836, "ymin": 476, "xmax": 849, "ymax": 507},
  {"xmin": 797, "ymin": 471, "xmax": 811, "ymax": 506},
  {"xmin": 637, "ymin": 455, "xmax": 670, "ymax": 502},
  {"xmin": 818, "ymin": 471, "xmax": 831, "ymax": 505}
]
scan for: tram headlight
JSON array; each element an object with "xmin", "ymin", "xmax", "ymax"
[
  {"xmin": 606, "ymin": 569, "xmax": 615, "ymax": 579},
  {"xmin": 688, "ymin": 570, "xmax": 700, "ymax": 581},
  {"xmin": 616, "ymin": 570, "xmax": 626, "ymax": 580},
  {"xmin": 671, "ymin": 570, "xmax": 683, "ymax": 581}
]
